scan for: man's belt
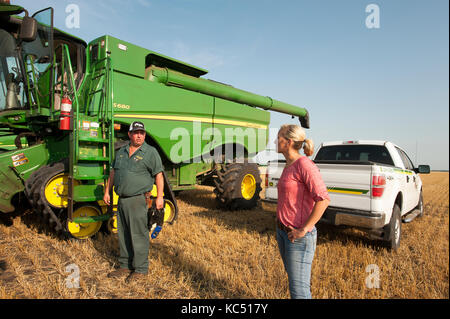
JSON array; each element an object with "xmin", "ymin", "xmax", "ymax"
[
  {"xmin": 120, "ymin": 193, "xmax": 145, "ymax": 199},
  {"xmin": 119, "ymin": 191, "xmax": 153, "ymax": 202}
]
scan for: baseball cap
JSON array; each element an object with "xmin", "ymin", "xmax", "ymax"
[{"xmin": 129, "ymin": 121, "xmax": 145, "ymax": 132}]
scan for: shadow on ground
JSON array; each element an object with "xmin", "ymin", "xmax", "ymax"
[{"xmin": 180, "ymin": 187, "xmax": 384, "ymax": 251}]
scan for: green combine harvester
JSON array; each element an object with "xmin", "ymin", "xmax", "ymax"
[{"xmin": 0, "ymin": 4, "xmax": 310, "ymax": 239}]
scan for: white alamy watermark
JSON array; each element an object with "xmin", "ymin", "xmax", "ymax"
[
  {"xmin": 365, "ymin": 4, "xmax": 380, "ymax": 29},
  {"xmin": 365, "ymin": 264, "xmax": 380, "ymax": 289},
  {"xmin": 65, "ymin": 4, "xmax": 80, "ymax": 29},
  {"xmin": 65, "ymin": 263, "xmax": 80, "ymax": 288},
  {"xmin": 168, "ymin": 121, "xmax": 275, "ymax": 164}
]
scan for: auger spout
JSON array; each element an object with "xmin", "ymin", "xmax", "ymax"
[{"xmin": 146, "ymin": 66, "xmax": 310, "ymax": 128}]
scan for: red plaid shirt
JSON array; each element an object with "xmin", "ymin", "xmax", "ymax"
[{"xmin": 277, "ymin": 156, "xmax": 329, "ymax": 231}]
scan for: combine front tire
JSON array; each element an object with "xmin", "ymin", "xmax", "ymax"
[
  {"xmin": 25, "ymin": 161, "xmax": 68, "ymax": 236},
  {"xmin": 43, "ymin": 173, "xmax": 76, "ymax": 209},
  {"xmin": 24, "ymin": 161, "xmax": 100, "ymax": 239},
  {"xmin": 214, "ymin": 162, "xmax": 262, "ymax": 210}
]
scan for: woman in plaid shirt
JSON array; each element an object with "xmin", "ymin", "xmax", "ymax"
[{"xmin": 276, "ymin": 124, "xmax": 330, "ymax": 299}]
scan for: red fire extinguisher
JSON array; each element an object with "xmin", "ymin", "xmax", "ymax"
[{"xmin": 59, "ymin": 96, "xmax": 72, "ymax": 130}]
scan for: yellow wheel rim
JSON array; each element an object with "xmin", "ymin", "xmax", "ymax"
[
  {"xmin": 107, "ymin": 214, "xmax": 118, "ymax": 234},
  {"xmin": 150, "ymin": 184, "xmax": 165, "ymax": 197},
  {"xmin": 241, "ymin": 174, "xmax": 256, "ymax": 200},
  {"xmin": 44, "ymin": 173, "xmax": 79, "ymax": 208},
  {"xmin": 67, "ymin": 206, "xmax": 102, "ymax": 239},
  {"xmin": 164, "ymin": 200, "xmax": 176, "ymax": 223}
]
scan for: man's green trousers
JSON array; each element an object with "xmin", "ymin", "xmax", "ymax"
[{"xmin": 117, "ymin": 195, "xmax": 149, "ymax": 274}]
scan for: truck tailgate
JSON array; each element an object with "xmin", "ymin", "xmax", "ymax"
[
  {"xmin": 317, "ymin": 163, "xmax": 372, "ymax": 211},
  {"xmin": 264, "ymin": 161, "xmax": 285, "ymax": 201}
]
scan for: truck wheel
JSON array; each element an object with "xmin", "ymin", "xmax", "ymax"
[
  {"xmin": 384, "ymin": 204, "xmax": 401, "ymax": 251},
  {"xmin": 417, "ymin": 190, "xmax": 424, "ymax": 217},
  {"xmin": 214, "ymin": 162, "xmax": 262, "ymax": 210},
  {"xmin": 106, "ymin": 213, "xmax": 118, "ymax": 234}
]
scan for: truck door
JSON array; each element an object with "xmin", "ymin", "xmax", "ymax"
[{"xmin": 396, "ymin": 147, "xmax": 419, "ymax": 213}]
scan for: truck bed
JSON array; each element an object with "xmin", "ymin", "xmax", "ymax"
[{"xmin": 315, "ymin": 161, "xmax": 374, "ymax": 212}]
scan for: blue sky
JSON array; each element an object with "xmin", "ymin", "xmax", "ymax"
[{"xmin": 19, "ymin": 0, "xmax": 449, "ymax": 169}]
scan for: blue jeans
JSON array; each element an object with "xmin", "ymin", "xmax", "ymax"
[{"xmin": 276, "ymin": 227, "xmax": 317, "ymax": 299}]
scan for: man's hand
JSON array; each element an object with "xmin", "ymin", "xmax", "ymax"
[
  {"xmin": 155, "ymin": 196, "xmax": 164, "ymax": 210},
  {"xmin": 103, "ymin": 169, "xmax": 114, "ymax": 206},
  {"xmin": 103, "ymin": 192, "xmax": 111, "ymax": 206}
]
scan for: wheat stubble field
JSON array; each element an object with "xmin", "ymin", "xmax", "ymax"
[{"xmin": 0, "ymin": 172, "xmax": 448, "ymax": 299}]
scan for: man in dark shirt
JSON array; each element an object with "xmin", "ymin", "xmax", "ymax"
[{"xmin": 104, "ymin": 121, "xmax": 164, "ymax": 283}]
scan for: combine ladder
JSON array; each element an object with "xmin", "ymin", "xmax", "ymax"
[{"xmin": 67, "ymin": 54, "xmax": 115, "ymax": 223}]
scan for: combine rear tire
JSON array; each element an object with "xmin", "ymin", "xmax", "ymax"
[
  {"xmin": 214, "ymin": 162, "xmax": 262, "ymax": 210},
  {"xmin": 67, "ymin": 205, "xmax": 103, "ymax": 239},
  {"xmin": 164, "ymin": 199, "xmax": 176, "ymax": 223}
]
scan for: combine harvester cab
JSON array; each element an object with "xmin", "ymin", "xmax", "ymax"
[{"xmin": 0, "ymin": 3, "xmax": 310, "ymax": 240}]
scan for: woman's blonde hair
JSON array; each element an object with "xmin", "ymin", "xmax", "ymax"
[{"xmin": 279, "ymin": 124, "xmax": 314, "ymax": 156}]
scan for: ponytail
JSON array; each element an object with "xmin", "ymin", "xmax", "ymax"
[{"xmin": 303, "ymin": 138, "xmax": 314, "ymax": 157}]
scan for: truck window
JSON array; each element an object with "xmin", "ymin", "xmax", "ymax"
[
  {"xmin": 395, "ymin": 147, "xmax": 415, "ymax": 170},
  {"xmin": 315, "ymin": 145, "xmax": 395, "ymax": 166}
]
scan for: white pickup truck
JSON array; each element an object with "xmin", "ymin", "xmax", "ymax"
[{"xmin": 264, "ymin": 140, "xmax": 431, "ymax": 250}]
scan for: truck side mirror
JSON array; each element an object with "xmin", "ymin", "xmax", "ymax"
[
  {"xmin": 415, "ymin": 165, "xmax": 431, "ymax": 174},
  {"xmin": 19, "ymin": 16, "xmax": 37, "ymax": 42}
]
